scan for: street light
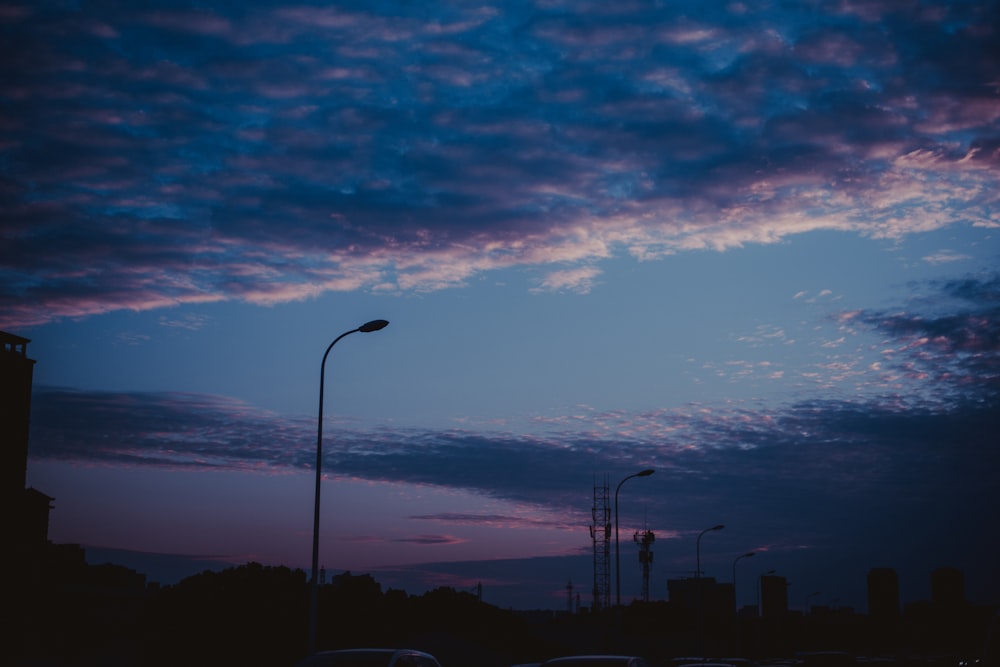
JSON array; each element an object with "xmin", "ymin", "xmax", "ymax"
[
  {"xmin": 696, "ymin": 523, "xmax": 724, "ymax": 657},
  {"xmin": 614, "ymin": 469, "xmax": 654, "ymax": 607},
  {"xmin": 307, "ymin": 319, "xmax": 389, "ymax": 656},
  {"xmin": 731, "ymin": 551, "xmax": 755, "ymax": 614},
  {"xmin": 805, "ymin": 590, "xmax": 821, "ymax": 615},
  {"xmin": 696, "ymin": 524, "xmax": 725, "ymax": 578}
]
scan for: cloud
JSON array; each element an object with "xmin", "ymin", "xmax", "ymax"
[
  {"xmin": 28, "ymin": 375, "xmax": 999, "ymax": 526},
  {"xmin": 408, "ymin": 512, "xmax": 576, "ymax": 531},
  {"xmin": 392, "ymin": 534, "xmax": 466, "ymax": 546},
  {"xmin": 923, "ymin": 250, "xmax": 973, "ymax": 265},
  {"xmin": 531, "ymin": 266, "xmax": 602, "ymax": 294},
  {"xmin": 158, "ymin": 313, "xmax": 212, "ymax": 330},
  {"xmin": 3, "ymin": 1, "xmax": 999, "ymax": 328},
  {"xmin": 28, "ymin": 388, "xmax": 311, "ymax": 471},
  {"xmin": 852, "ymin": 272, "xmax": 1000, "ymax": 401}
]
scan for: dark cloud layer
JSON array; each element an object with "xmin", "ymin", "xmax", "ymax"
[
  {"xmin": 851, "ymin": 272, "xmax": 1000, "ymax": 402},
  {"xmin": 3, "ymin": 1, "xmax": 998, "ymax": 327}
]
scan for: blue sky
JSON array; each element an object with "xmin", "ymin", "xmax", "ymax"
[{"xmin": 3, "ymin": 0, "xmax": 999, "ymax": 611}]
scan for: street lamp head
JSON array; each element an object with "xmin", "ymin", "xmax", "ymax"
[
  {"xmin": 712, "ymin": 524, "xmax": 725, "ymax": 531},
  {"xmin": 359, "ymin": 319, "xmax": 389, "ymax": 332},
  {"xmin": 638, "ymin": 468, "xmax": 655, "ymax": 477},
  {"xmin": 744, "ymin": 551, "xmax": 756, "ymax": 558}
]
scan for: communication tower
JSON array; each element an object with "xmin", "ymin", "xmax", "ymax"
[
  {"xmin": 634, "ymin": 529, "xmax": 655, "ymax": 602},
  {"xmin": 589, "ymin": 475, "xmax": 611, "ymax": 611}
]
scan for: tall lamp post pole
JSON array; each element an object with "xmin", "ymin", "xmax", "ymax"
[
  {"xmin": 696, "ymin": 523, "xmax": 725, "ymax": 657},
  {"xmin": 731, "ymin": 551, "xmax": 755, "ymax": 614},
  {"xmin": 614, "ymin": 469, "xmax": 654, "ymax": 607},
  {"xmin": 308, "ymin": 319, "xmax": 389, "ymax": 656}
]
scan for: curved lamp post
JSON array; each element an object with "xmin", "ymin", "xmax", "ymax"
[
  {"xmin": 696, "ymin": 524, "xmax": 725, "ymax": 579},
  {"xmin": 805, "ymin": 590, "xmax": 821, "ymax": 615},
  {"xmin": 731, "ymin": 551, "xmax": 755, "ymax": 614},
  {"xmin": 308, "ymin": 319, "xmax": 389, "ymax": 655},
  {"xmin": 614, "ymin": 469, "xmax": 654, "ymax": 607},
  {"xmin": 696, "ymin": 523, "xmax": 724, "ymax": 657}
]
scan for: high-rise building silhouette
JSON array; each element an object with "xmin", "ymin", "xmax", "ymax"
[
  {"xmin": 2, "ymin": 331, "xmax": 36, "ymax": 492},
  {"xmin": 760, "ymin": 574, "xmax": 788, "ymax": 619},
  {"xmin": 667, "ymin": 576, "xmax": 733, "ymax": 618},
  {"xmin": 867, "ymin": 567, "xmax": 901, "ymax": 652},
  {"xmin": 868, "ymin": 567, "xmax": 900, "ymax": 622},
  {"xmin": 1, "ymin": 331, "xmax": 54, "ymax": 551},
  {"xmin": 758, "ymin": 573, "xmax": 789, "ymax": 656},
  {"xmin": 931, "ymin": 567, "xmax": 965, "ymax": 608}
]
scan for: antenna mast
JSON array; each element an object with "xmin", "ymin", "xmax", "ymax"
[
  {"xmin": 590, "ymin": 474, "xmax": 611, "ymax": 611},
  {"xmin": 634, "ymin": 529, "xmax": 655, "ymax": 602}
]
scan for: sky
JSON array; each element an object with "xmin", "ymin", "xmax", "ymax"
[{"xmin": 2, "ymin": 0, "xmax": 999, "ymax": 612}]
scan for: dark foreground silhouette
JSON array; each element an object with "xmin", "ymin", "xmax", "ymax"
[{"xmin": 7, "ymin": 560, "xmax": 997, "ymax": 667}]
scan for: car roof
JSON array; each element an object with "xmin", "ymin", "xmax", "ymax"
[
  {"xmin": 296, "ymin": 648, "xmax": 440, "ymax": 667},
  {"xmin": 545, "ymin": 657, "xmax": 642, "ymax": 661},
  {"xmin": 541, "ymin": 657, "xmax": 648, "ymax": 667}
]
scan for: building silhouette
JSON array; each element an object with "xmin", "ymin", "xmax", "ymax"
[
  {"xmin": 760, "ymin": 573, "xmax": 789, "ymax": 655},
  {"xmin": 1, "ymin": 331, "xmax": 55, "ymax": 558},
  {"xmin": 2, "ymin": 332, "xmax": 35, "ymax": 487},
  {"xmin": 868, "ymin": 567, "xmax": 900, "ymax": 621},
  {"xmin": 3, "ymin": 331, "xmax": 126, "ymax": 660},
  {"xmin": 760, "ymin": 573, "xmax": 788, "ymax": 619},
  {"xmin": 667, "ymin": 576, "xmax": 735, "ymax": 618},
  {"xmin": 932, "ymin": 566, "xmax": 965, "ymax": 609},
  {"xmin": 867, "ymin": 567, "xmax": 901, "ymax": 652}
]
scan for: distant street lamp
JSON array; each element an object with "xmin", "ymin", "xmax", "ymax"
[
  {"xmin": 696, "ymin": 523, "xmax": 724, "ymax": 657},
  {"xmin": 308, "ymin": 319, "xmax": 389, "ymax": 656},
  {"xmin": 696, "ymin": 524, "xmax": 725, "ymax": 578},
  {"xmin": 614, "ymin": 469, "xmax": 654, "ymax": 607},
  {"xmin": 805, "ymin": 590, "xmax": 821, "ymax": 615},
  {"xmin": 731, "ymin": 551, "xmax": 755, "ymax": 614}
]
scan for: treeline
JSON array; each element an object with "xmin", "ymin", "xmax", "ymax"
[
  {"xmin": 11, "ymin": 559, "xmax": 998, "ymax": 667},
  {"xmin": 14, "ymin": 561, "xmax": 562, "ymax": 667}
]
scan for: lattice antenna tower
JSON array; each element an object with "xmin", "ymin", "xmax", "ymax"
[
  {"xmin": 589, "ymin": 474, "xmax": 611, "ymax": 612},
  {"xmin": 634, "ymin": 528, "xmax": 655, "ymax": 602}
]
